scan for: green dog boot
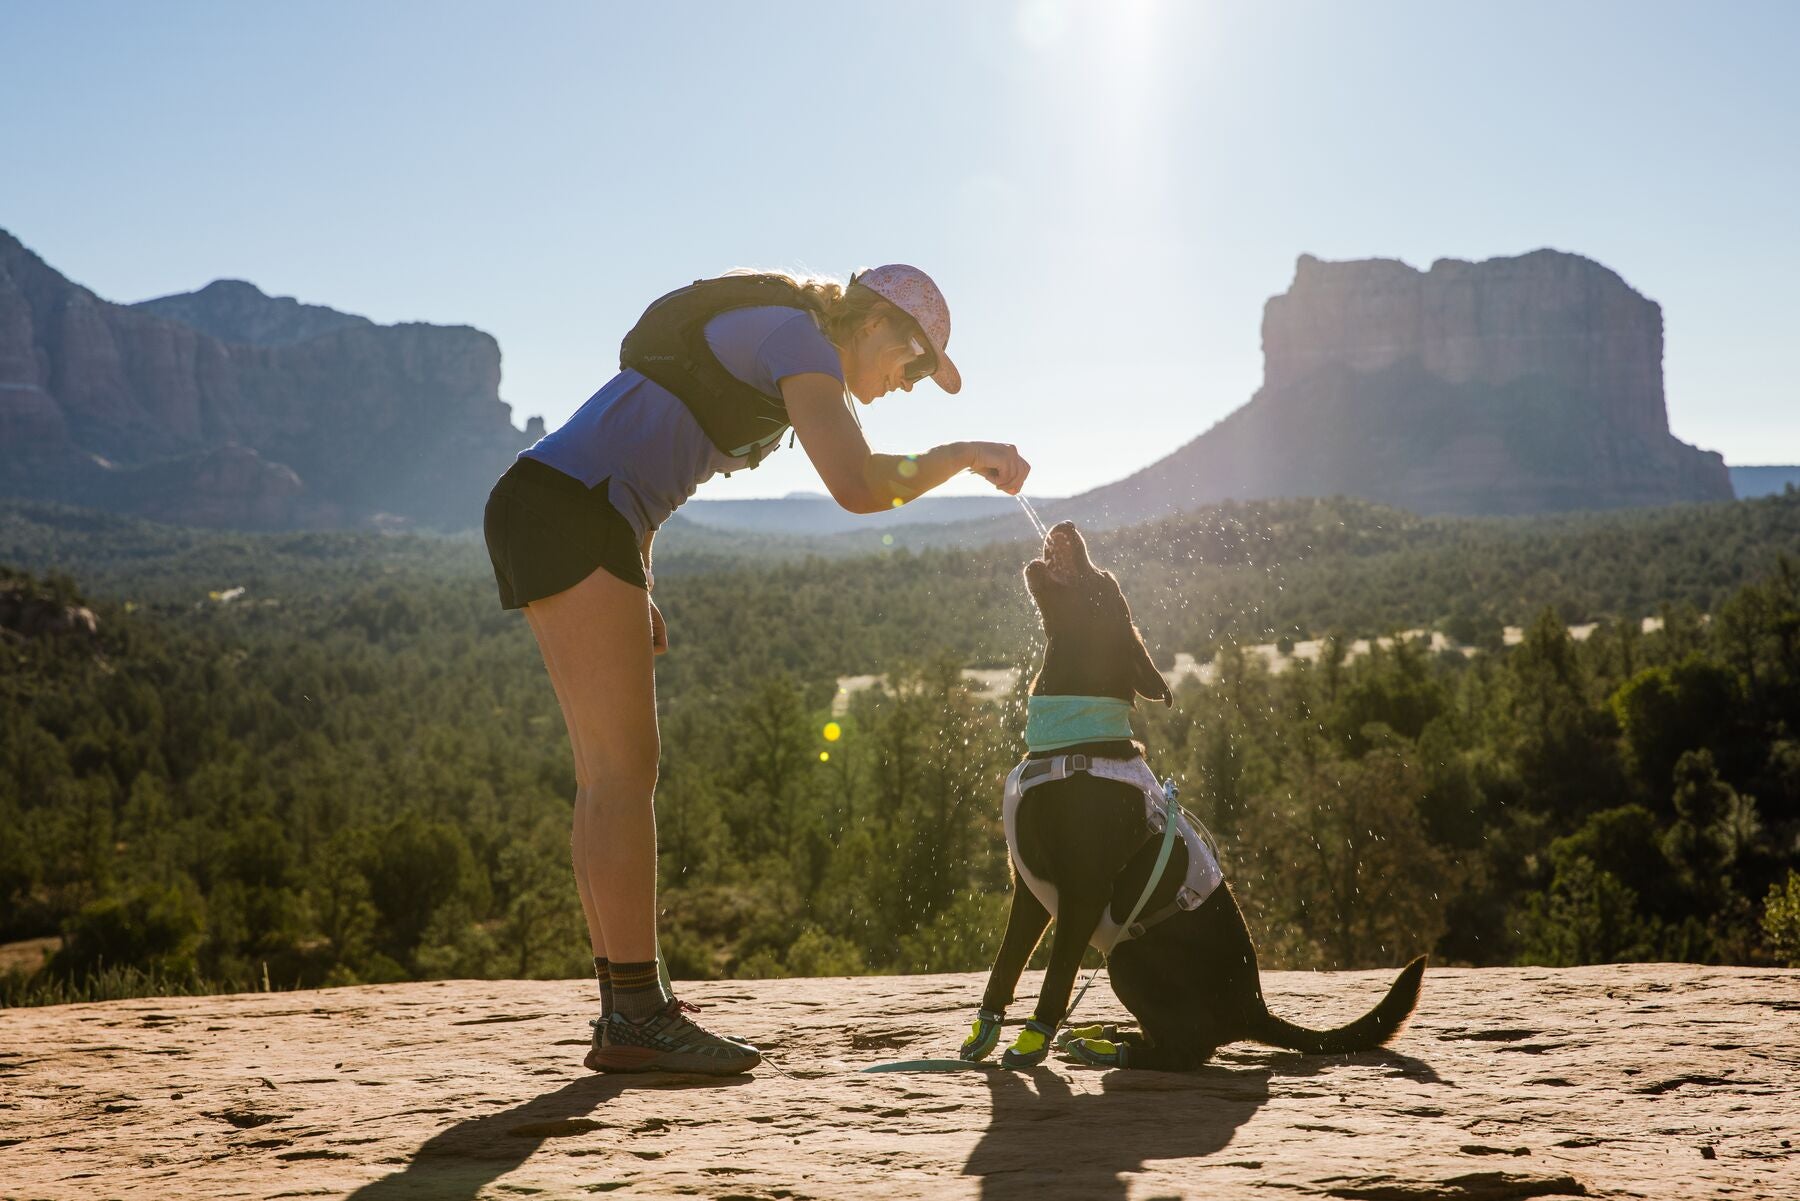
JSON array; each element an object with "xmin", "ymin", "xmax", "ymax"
[
  {"xmin": 1000, "ymin": 1017, "xmax": 1056, "ymax": 1069},
  {"xmin": 1055, "ymin": 1022, "xmax": 1120, "ymax": 1050},
  {"xmin": 960, "ymin": 1009, "xmax": 1004, "ymax": 1062},
  {"xmin": 1062, "ymin": 1035, "xmax": 1130, "ymax": 1069}
]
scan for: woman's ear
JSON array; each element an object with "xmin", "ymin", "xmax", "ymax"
[{"xmin": 1129, "ymin": 626, "xmax": 1172, "ymax": 707}]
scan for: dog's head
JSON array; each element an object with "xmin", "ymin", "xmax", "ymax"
[{"xmin": 1024, "ymin": 521, "xmax": 1171, "ymax": 707}]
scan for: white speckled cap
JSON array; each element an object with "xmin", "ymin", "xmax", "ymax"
[{"xmin": 853, "ymin": 264, "xmax": 962, "ymax": 394}]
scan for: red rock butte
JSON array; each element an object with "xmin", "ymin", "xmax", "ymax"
[{"xmin": 1076, "ymin": 249, "xmax": 1731, "ymax": 527}]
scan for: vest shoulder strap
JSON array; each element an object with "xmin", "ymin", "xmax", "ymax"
[{"xmin": 619, "ymin": 275, "xmax": 815, "ymax": 465}]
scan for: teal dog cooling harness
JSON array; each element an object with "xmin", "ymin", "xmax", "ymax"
[{"xmin": 1022, "ymin": 694, "xmax": 1137, "ymax": 752}]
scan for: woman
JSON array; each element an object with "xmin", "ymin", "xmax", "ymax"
[{"xmin": 484, "ymin": 264, "xmax": 1030, "ymax": 1074}]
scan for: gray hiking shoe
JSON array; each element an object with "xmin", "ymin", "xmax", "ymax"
[{"xmin": 583, "ymin": 998, "xmax": 761, "ymax": 1075}]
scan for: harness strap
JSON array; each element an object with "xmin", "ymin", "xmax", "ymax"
[
  {"xmin": 1116, "ymin": 780, "xmax": 1182, "ymax": 947},
  {"xmin": 1017, "ymin": 752, "xmax": 1089, "ymax": 788},
  {"xmin": 1125, "ymin": 886, "xmax": 1206, "ymax": 941}
]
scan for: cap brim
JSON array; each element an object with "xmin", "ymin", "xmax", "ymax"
[{"xmin": 932, "ymin": 351, "xmax": 962, "ymax": 394}]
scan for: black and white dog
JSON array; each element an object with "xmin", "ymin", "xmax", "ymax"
[{"xmin": 961, "ymin": 521, "xmax": 1425, "ymax": 1070}]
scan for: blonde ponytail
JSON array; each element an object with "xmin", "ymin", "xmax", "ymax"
[{"xmin": 724, "ymin": 267, "xmax": 897, "ymax": 349}]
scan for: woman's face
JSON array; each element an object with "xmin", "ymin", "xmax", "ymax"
[{"xmin": 842, "ymin": 311, "xmax": 934, "ymax": 405}]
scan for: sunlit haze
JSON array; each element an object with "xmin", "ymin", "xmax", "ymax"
[{"xmin": 6, "ymin": 0, "xmax": 1796, "ymax": 498}]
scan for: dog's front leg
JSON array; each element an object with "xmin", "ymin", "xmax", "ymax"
[
  {"xmin": 960, "ymin": 871, "xmax": 1050, "ymax": 1061},
  {"xmin": 1000, "ymin": 890, "xmax": 1109, "ymax": 1069}
]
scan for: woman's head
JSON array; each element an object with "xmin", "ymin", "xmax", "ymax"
[{"xmin": 753, "ymin": 264, "xmax": 962, "ymax": 404}]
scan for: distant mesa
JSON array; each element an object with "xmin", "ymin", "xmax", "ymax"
[
  {"xmin": 0, "ymin": 228, "xmax": 538, "ymax": 531},
  {"xmin": 1069, "ymin": 249, "xmax": 1733, "ymax": 527}
]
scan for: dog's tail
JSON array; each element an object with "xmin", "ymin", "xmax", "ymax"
[{"xmin": 1247, "ymin": 955, "xmax": 1426, "ymax": 1055}]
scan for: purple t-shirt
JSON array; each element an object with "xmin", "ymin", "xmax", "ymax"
[{"xmin": 520, "ymin": 306, "xmax": 842, "ymax": 539}]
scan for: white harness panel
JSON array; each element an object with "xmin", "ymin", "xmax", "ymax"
[{"xmin": 1002, "ymin": 754, "xmax": 1224, "ymax": 954}]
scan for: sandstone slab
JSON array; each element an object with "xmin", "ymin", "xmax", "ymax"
[{"xmin": 2, "ymin": 965, "xmax": 1794, "ymax": 1200}]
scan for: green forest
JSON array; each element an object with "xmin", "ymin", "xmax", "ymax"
[{"xmin": 3, "ymin": 490, "xmax": 1799, "ymax": 1006}]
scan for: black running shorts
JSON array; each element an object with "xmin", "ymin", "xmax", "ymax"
[{"xmin": 484, "ymin": 458, "xmax": 647, "ymax": 609}]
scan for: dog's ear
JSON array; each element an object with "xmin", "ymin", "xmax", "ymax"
[{"xmin": 1128, "ymin": 625, "xmax": 1172, "ymax": 708}]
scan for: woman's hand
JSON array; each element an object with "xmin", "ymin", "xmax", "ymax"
[
  {"xmin": 966, "ymin": 442, "xmax": 1031, "ymax": 495},
  {"xmin": 649, "ymin": 597, "xmax": 668, "ymax": 655}
]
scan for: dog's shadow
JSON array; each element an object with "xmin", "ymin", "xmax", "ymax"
[
  {"xmin": 343, "ymin": 1072, "xmax": 751, "ymax": 1201},
  {"xmin": 963, "ymin": 1062, "xmax": 1272, "ymax": 1201},
  {"xmin": 962, "ymin": 1046, "xmax": 1446, "ymax": 1200}
]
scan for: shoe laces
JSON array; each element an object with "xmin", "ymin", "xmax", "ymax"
[{"xmin": 661, "ymin": 996, "xmax": 728, "ymax": 1037}]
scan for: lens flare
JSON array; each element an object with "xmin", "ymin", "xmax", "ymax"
[{"xmin": 823, "ymin": 722, "xmax": 842, "ymax": 742}]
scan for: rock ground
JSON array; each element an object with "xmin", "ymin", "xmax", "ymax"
[{"xmin": 2, "ymin": 965, "xmax": 1795, "ymax": 1200}]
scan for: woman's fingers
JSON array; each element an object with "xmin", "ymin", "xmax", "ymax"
[
  {"xmin": 974, "ymin": 443, "xmax": 1030, "ymax": 495},
  {"xmin": 649, "ymin": 598, "xmax": 669, "ymax": 655}
]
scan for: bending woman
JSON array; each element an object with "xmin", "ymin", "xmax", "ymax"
[{"xmin": 483, "ymin": 264, "xmax": 1030, "ymax": 1074}]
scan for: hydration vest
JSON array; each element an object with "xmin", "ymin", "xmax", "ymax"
[{"xmin": 619, "ymin": 274, "xmax": 816, "ymax": 468}]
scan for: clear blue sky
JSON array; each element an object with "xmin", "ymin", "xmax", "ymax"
[{"xmin": 5, "ymin": 1, "xmax": 1796, "ymax": 498}]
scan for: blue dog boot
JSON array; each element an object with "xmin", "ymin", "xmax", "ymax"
[
  {"xmin": 1000, "ymin": 1017, "xmax": 1056, "ymax": 1069},
  {"xmin": 960, "ymin": 1009, "xmax": 1004, "ymax": 1062}
]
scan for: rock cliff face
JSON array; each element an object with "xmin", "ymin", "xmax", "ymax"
[
  {"xmin": 132, "ymin": 278, "xmax": 374, "ymax": 348},
  {"xmin": 1076, "ymin": 250, "xmax": 1732, "ymax": 524},
  {"xmin": 0, "ymin": 229, "xmax": 534, "ymax": 530}
]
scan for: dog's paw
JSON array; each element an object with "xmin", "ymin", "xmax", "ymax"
[
  {"xmin": 959, "ymin": 1009, "xmax": 1003, "ymax": 1062},
  {"xmin": 1061, "ymin": 1036, "xmax": 1129, "ymax": 1069},
  {"xmin": 1000, "ymin": 1018, "xmax": 1056, "ymax": 1069}
]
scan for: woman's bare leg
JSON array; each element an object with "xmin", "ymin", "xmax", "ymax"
[
  {"xmin": 523, "ymin": 603, "xmax": 607, "ymax": 960},
  {"xmin": 523, "ymin": 566, "xmax": 659, "ymax": 964}
]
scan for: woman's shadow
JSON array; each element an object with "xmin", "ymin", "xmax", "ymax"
[
  {"xmin": 963, "ymin": 1062, "xmax": 1272, "ymax": 1201},
  {"xmin": 344, "ymin": 1073, "xmax": 750, "ymax": 1201}
]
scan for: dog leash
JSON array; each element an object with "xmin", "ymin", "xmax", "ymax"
[{"xmin": 858, "ymin": 777, "xmax": 1183, "ymax": 1074}]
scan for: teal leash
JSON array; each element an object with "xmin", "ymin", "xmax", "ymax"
[
  {"xmin": 859, "ymin": 776, "xmax": 1183, "ymax": 1074},
  {"xmin": 860, "ymin": 1058, "xmax": 998, "ymax": 1073}
]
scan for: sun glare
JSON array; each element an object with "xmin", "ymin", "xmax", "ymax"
[{"xmin": 1013, "ymin": 0, "xmax": 1178, "ymax": 250}]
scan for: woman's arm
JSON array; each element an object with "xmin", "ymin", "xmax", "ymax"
[{"xmin": 782, "ymin": 374, "xmax": 1028, "ymax": 513}]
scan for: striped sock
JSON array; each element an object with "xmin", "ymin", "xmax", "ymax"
[
  {"xmin": 593, "ymin": 956, "xmax": 611, "ymax": 1017},
  {"xmin": 610, "ymin": 959, "xmax": 668, "ymax": 1022}
]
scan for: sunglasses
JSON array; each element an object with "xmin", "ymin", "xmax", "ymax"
[{"xmin": 901, "ymin": 326, "xmax": 939, "ymax": 384}]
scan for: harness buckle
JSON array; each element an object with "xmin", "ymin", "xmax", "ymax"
[
  {"xmin": 1176, "ymin": 886, "xmax": 1203, "ymax": 911},
  {"xmin": 1067, "ymin": 753, "xmax": 1089, "ymax": 774}
]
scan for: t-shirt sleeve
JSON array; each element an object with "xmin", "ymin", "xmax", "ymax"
[{"xmin": 755, "ymin": 312, "xmax": 844, "ymax": 389}]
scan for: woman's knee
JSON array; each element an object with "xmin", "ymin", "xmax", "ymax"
[{"xmin": 572, "ymin": 758, "xmax": 660, "ymax": 812}]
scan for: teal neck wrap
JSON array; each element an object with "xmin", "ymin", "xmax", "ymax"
[{"xmin": 1025, "ymin": 695, "xmax": 1136, "ymax": 752}]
